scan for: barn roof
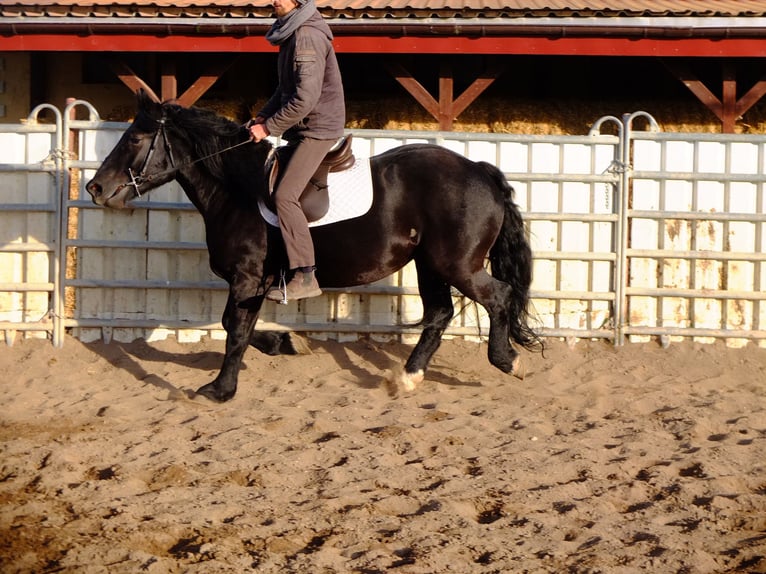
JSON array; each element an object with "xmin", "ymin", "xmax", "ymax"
[
  {"xmin": 2, "ymin": 1, "xmax": 766, "ymax": 56},
  {"xmin": 2, "ymin": 1, "xmax": 766, "ymax": 18}
]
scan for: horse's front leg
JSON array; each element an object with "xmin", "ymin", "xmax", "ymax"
[{"xmin": 196, "ymin": 293, "xmax": 261, "ymax": 402}]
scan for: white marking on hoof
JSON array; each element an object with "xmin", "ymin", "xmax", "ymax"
[
  {"xmin": 511, "ymin": 355, "xmax": 525, "ymax": 380},
  {"xmin": 399, "ymin": 369, "xmax": 424, "ymax": 392},
  {"xmin": 386, "ymin": 367, "xmax": 424, "ymax": 394}
]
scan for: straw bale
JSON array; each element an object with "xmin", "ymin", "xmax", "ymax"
[{"xmin": 106, "ymin": 94, "xmax": 766, "ymax": 136}]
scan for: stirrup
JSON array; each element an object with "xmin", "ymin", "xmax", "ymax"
[{"xmin": 268, "ymin": 270, "xmax": 289, "ymax": 305}]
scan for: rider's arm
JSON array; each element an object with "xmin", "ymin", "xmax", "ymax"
[{"xmin": 264, "ymin": 26, "xmax": 328, "ymax": 137}]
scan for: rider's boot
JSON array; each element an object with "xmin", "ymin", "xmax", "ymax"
[{"xmin": 266, "ymin": 269, "xmax": 322, "ymax": 303}]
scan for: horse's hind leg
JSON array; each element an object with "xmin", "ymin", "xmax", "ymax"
[
  {"xmin": 397, "ymin": 262, "xmax": 454, "ymax": 392},
  {"xmin": 249, "ymin": 330, "xmax": 305, "ymax": 356},
  {"xmin": 454, "ymin": 270, "xmax": 521, "ymax": 375}
]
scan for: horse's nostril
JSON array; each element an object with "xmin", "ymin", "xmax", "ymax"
[{"xmin": 86, "ymin": 181, "xmax": 101, "ymax": 197}]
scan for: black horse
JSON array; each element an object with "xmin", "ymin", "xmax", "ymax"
[{"xmin": 86, "ymin": 91, "xmax": 540, "ymax": 402}]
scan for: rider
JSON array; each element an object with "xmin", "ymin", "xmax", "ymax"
[{"xmin": 249, "ymin": 0, "xmax": 346, "ymax": 302}]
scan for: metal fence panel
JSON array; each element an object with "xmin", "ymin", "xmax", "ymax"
[
  {"xmin": 628, "ymin": 131, "xmax": 766, "ymax": 345},
  {"xmin": 63, "ymin": 121, "xmax": 623, "ymax": 345},
  {"xmin": 505, "ymin": 135, "xmax": 620, "ymax": 339},
  {"xmin": 2, "ymin": 102, "xmax": 765, "ymax": 348},
  {"xmin": 71, "ymin": 107, "xmax": 219, "ymax": 344},
  {"xmin": 0, "ymin": 105, "xmax": 62, "ymax": 344}
]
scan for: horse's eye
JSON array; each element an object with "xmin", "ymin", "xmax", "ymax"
[{"xmin": 129, "ymin": 135, "xmax": 142, "ymax": 145}]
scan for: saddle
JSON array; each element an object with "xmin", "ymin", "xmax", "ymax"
[{"xmin": 265, "ymin": 135, "xmax": 355, "ymax": 222}]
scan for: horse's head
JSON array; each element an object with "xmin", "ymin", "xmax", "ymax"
[{"xmin": 86, "ymin": 90, "xmax": 181, "ymax": 209}]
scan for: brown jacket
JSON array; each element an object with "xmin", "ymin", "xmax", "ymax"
[{"xmin": 260, "ymin": 10, "xmax": 346, "ymax": 142}]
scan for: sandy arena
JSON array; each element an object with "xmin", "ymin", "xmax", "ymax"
[{"xmin": 1, "ymin": 334, "xmax": 765, "ymax": 573}]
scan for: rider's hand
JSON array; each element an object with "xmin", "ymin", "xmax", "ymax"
[{"xmin": 249, "ymin": 122, "xmax": 270, "ymax": 143}]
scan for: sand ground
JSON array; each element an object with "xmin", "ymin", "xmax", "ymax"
[{"xmin": 1, "ymin": 334, "xmax": 765, "ymax": 573}]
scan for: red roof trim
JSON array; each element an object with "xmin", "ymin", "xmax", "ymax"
[{"xmin": 2, "ymin": 33, "xmax": 764, "ymax": 57}]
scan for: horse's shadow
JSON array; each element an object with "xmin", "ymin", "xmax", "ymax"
[
  {"xmin": 84, "ymin": 335, "xmax": 481, "ymax": 398},
  {"xmin": 84, "ymin": 338, "xmax": 224, "ymax": 397},
  {"xmin": 302, "ymin": 338, "xmax": 483, "ymax": 391}
]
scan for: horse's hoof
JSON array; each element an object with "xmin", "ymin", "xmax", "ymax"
[
  {"xmin": 511, "ymin": 354, "xmax": 525, "ymax": 380},
  {"xmin": 387, "ymin": 367, "xmax": 424, "ymax": 393},
  {"xmin": 283, "ymin": 332, "xmax": 312, "ymax": 355},
  {"xmin": 195, "ymin": 382, "xmax": 236, "ymax": 403}
]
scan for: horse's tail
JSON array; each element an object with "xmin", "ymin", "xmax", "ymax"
[{"xmin": 481, "ymin": 162, "xmax": 543, "ymax": 352}]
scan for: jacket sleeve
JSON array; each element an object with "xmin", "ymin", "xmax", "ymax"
[
  {"xmin": 258, "ymin": 88, "xmax": 282, "ymax": 120},
  {"xmin": 264, "ymin": 28, "xmax": 328, "ymax": 137}
]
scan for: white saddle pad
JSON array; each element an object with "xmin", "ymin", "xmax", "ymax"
[{"xmin": 258, "ymin": 158, "xmax": 373, "ymax": 228}]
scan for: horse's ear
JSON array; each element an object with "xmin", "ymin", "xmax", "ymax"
[{"xmin": 136, "ymin": 88, "xmax": 160, "ymax": 114}]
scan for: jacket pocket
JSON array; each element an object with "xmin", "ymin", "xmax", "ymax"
[{"xmin": 295, "ymin": 49, "xmax": 317, "ymax": 74}]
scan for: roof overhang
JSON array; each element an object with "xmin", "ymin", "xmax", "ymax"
[{"xmin": 2, "ymin": 17, "xmax": 766, "ymax": 56}]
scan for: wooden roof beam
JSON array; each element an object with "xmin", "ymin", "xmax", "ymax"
[
  {"xmin": 176, "ymin": 59, "xmax": 235, "ymax": 107},
  {"xmin": 663, "ymin": 59, "xmax": 766, "ymax": 133},
  {"xmin": 386, "ymin": 58, "xmax": 505, "ymax": 130},
  {"xmin": 109, "ymin": 57, "xmax": 234, "ymax": 107},
  {"xmin": 109, "ymin": 59, "xmax": 160, "ymax": 103}
]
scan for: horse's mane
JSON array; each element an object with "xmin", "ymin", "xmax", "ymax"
[{"xmin": 153, "ymin": 101, "xmax": 272, "ymax": 205}]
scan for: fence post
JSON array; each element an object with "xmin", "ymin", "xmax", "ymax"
[
  {"xmin": 618, "ymin": 111, "xmax": 660, "ymax": 346},
  {"xmin": 60, "ymin": 99, "xmax": 102, "ymax": 347},
  {"xmin": 26, "ymin": 104, "xmax": 66, "ymax": 347},
  {"xmin": 589, "ymin": 115, "xmax": 625, "ymax": 346}
]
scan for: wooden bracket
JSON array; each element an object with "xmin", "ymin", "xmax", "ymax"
[
  {"xmin": 176, "ymin": 59, "xmax": 235, "ymax": 107},
  {"xmin": 110, "ymin": 57, "xmax": 235, "ymax": 107},
  {"xmin": 386, "ymin": 58, "xmax": 505, "ymax": 131},
  {"xmin": 109, "ymin": 60, "xmax": 160, "ymax": 103},
  {"xmin": 663, "ymin": 59, "xmax": 766, "ymax": 133}
]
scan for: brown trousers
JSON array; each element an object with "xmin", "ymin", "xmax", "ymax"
[{"xmin": 275, "ymin": 137, "xmax": 336, "ymax": 269}]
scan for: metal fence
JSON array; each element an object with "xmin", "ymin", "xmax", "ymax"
[
  {"xmin": 626, "ymin": 128, "xmax": 766, "ymax": 343},
  {"xmin": 1, "ymin": 101, "xmax": 764, "ymax": 347},
  {"xmin": 0, "ymin": 104, "xmax": 64, "ymax": 345}
]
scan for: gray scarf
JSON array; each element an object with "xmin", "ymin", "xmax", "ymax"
[{"xmin": 265, "ymin": 0, "xmax": 317, "ymax": 46}]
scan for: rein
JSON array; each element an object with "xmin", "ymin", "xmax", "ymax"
[{"xmin": 120, "ymin": 113, "xmax": 252, "ymax": 197}]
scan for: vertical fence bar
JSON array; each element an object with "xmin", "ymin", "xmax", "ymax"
[
  {"xmin": 60, "ymin": 99, "xmax": 102, "ymax": 347},
  {"xmin": 618, "ymin": 111, "xmax": 660, "ymax": 346},
  {"xmin": 53, "ymin": 106, "xmax": 66, "ymax": 347},
  {"xmin": 588, "ymin": 115, "xmax": 625, "ymax": 345},
  {"xmin": 616, "ymin": 119, "xmax": 631, "ymax": 346},
  {"xmin": 26, "ymin": 104, "xmax": 65, "ymax": 347},
  {"xmin": 757, "ymin": 145, "xmax": 764, "ymax": 335}
]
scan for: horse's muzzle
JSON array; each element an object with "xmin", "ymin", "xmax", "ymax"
[{"xmin": 85, "ymin": 179, "xmax": 133, "ymax": 209}]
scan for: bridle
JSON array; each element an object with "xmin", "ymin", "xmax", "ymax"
[
  {"xmin": 125, "ymin": 114, "xmax": 176, "ymax": 197},
  {"xmin": 119, "ymin": 109, "xmax": 252, "ymax": 198}
]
